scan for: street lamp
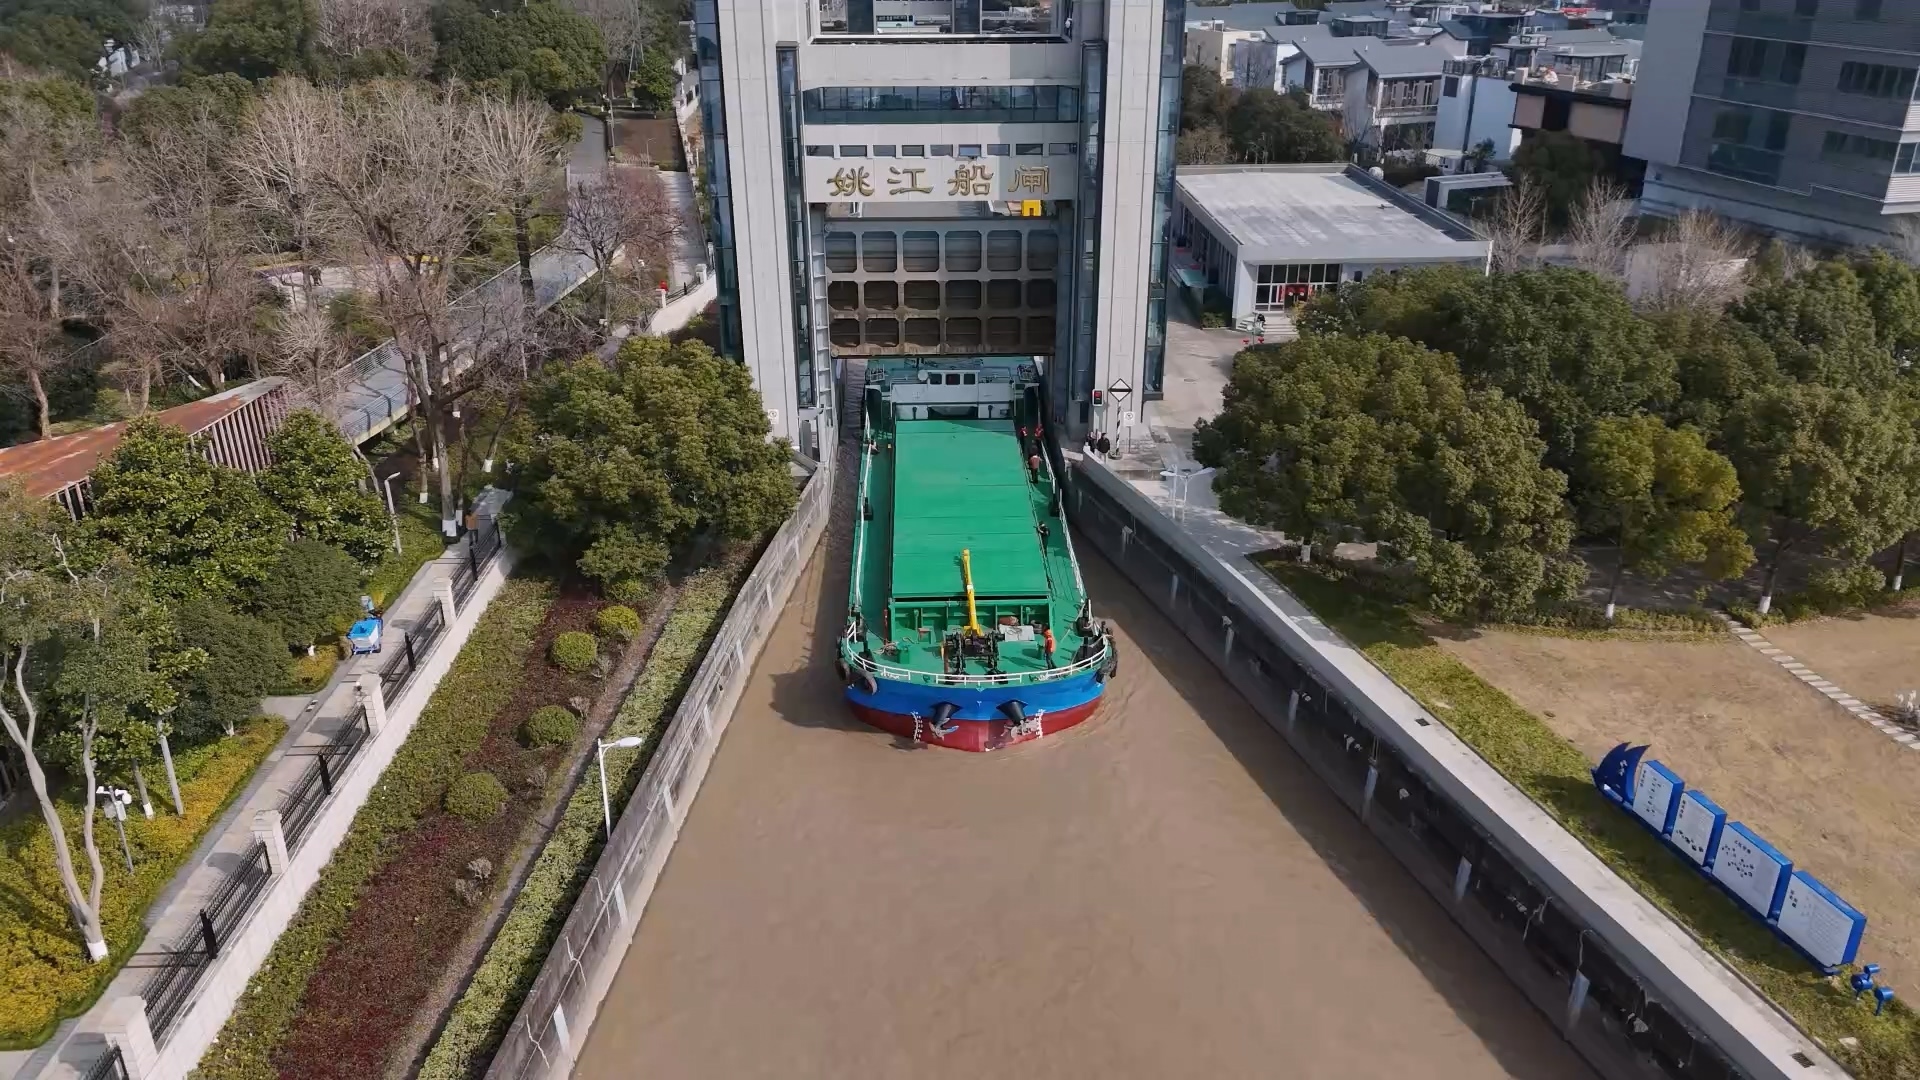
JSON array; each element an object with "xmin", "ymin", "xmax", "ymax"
[
  {"xmin": 380, "ymin": 472, "xmax": 405, "ymax": 555},
  {"xmin": 95, "ymin": 786, "xmax": 135, "ymax": 872},
  {"xmin": 596, "ymin": 736, "xmax": 645, "ymax": 839}
]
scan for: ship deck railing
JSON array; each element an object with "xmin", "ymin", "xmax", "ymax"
[{"xmin": 843, "ymin": 628, "xmax": 1110, "ymax": 687}]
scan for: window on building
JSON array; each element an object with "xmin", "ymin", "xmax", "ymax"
[
  {"xmin": 801, "ymin": 85, "xmax": 1081, "ymax": 124},
  {"xmin": 931, "ymin": 144, "xmax": 954, "ymax": 157},
  {"xmin": 1838, "ymin": 62, "xmax": 1917, "ymax": 99},
  {"xmin": 987, "ymin": 143, "xmax": 1010, "ymax": 156},
  {"xmin": 1048, "ymin": 142, "xmax": 1077, "ymax": 155},
  {"xmin": 958, "ymin": 144, "xmax": 983, "ymax": 158},
  {"xmin": 806, "ymin": 145, "xmax": 835, "ymax": 157},
  {"xmin": 1016, "ymin": 142, "xmax": 1045, "ymax": 156},
  {"xmin": 1707, "ymin": 106, "xmax": 1791, "ymax": 184},
  {"xmin": 1726, "ymin": 38, "xmax": 1769, "ymax": 80},
  {"xmin": 1822, "ymin": 129, "xmax": 1898, "ymax": 163},
  {"xmin": 1898, "ymin": 143, "xmax": 1920, "ymax": 174},
  {"xmin": 1443, "ymin": 75, "xmax": 1459, "ymax": 97},
  {"xmin": 817, "ymin": 0, "xmax": 1061, "ymax": 38},
  {"xmin": 838, "ymin": 145, "xmax": 867, "ymax": 156},
  {"xmin": 872, "ymin": 145, "xmax": 897, "ymax": 157},
  {"xmin": 1780, "ymin": 43, "xmax": 1806, "ymax": 84},
  {"xmin": 901, "ymin": 144, "xmax": 926, "ymax": 157}
]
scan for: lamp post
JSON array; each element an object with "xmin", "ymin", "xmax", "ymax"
[
  {"xmin": 596, "ymin": 735, "xmax": 646, "ymax": 839},
  {"xmin": 96, "ymin": 786, "xmax": 135, "ymax": 872},
  {"xmin": 380, "ymin": 472, "xmax": 405, "ymax": 554}
]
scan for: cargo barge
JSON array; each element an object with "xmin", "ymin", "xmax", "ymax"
[{"xmin": 837, "ymin": 357, "xmax": 1115, "ymax": 751}]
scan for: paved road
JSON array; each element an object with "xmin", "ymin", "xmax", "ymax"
[{"xmin": 571, "ymin": 447, "xmax": 1592, "ymax": 1080}]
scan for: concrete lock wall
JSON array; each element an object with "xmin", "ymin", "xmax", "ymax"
[
  {"xmin": 483, "ymin": 461, "xmax": 832, "ymax": 1080},
  {"xmin": 1066, "ymin": 459, "xmax": 1844, "ymax": 1080},
  {"xmin": 128, "ymin": 550, "xmax": 518, "ymax": 1080}
]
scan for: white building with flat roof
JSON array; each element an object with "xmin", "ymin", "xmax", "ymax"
[
  {"xmin": 1172, "ymin": 164, "xmax": 1489, "ymax": 322},
  {"xmin": 691, "ymin": 0, "xmax": 1185, "ymax": 453}
]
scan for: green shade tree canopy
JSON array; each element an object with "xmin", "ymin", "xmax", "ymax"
[{"xmin": 261, "ymin": 410, "xmax": 390, "ymax": 565}]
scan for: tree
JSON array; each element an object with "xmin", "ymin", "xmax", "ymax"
[
  {"xmin": 85, "ymin": 418, "xmax": 293, "ymax": 604},
  {"xmin": 172, "ymin": 601, "xmax": 287, "ymax": 741},
  {"xmin": 1464, "ymin": 138, "xmax": 1495, "ymax": 175},
  {"xmin": 560, "ymin": 165, "xmax": 679, "ymax": 332},
  {"xmin": 1438, "ymin": 268, "xmax": 1676, "ymax": 480},
  {"xmin": 1222, "ymin": 87, "xmax": 1343, "ymax": 164},
  {"xmin": 1720, "ymin": 383, "xmax": 1920, "ymax": 614},
  {"xmin": 261, "ymin": 410, "xmax": 391, "ymax": 563},
  {"xmin": 0, "ymin": 0, "xmax": 143, "ymax": 81},
  {"xmin": 433, "ymin": 0, "xmax": 606, "ymax": 105},
  {"xmin": 467, "ymin": 95, "xmax": 566, "ymax": 313},
  {"xmin": 1631, "ymin": 210, "xmax": 1752, "ymax": 315},
  {"xmin": 177, "ymin": 0, "xmax": 317, "ymax": 79},
  {"xmin": 1651, "ymin": 308, "xmax": 1780, "ymax": 438},
  {"xmin": 1579, "ymin": 415, "xmax": 1752, "ymax": 619},
  {"xmin": 0, "ymin": 484, "xmax": 183, "ymax": 960},
  {"xmin": 1850, "ymin": 248, "xmax": 1920, "ymax": 369},
  {"xmin": 311, "ymin": 0, "xmax": 432, "ymax": 78},
  {"xmin": 1180, "ymin": 63, "xmax": 1230, "ymax": 133},
  {"xmin": 1729, "ymin": 260, "xmax": 1895, "ymax": 393},
  {"xmin": 1509, "ymin": 130, "xmax": 1599, "ymax": 218},
  {"xmin": 115, "ymin": 73, "xmax": 257, "ymax": 147},
  {"xmin": 1193, "ymin": 333, "xmax": 1582, "ymax": 620},
  {"xmin": 1565, "ymin": 179, "xmax": 1635, "ymax": 281},
  {"xmin": 0, "ymin": 198, "xmax": 71, "ymax": 439},
  {"xmin": 1485, "ymin": 175, "xmax": 1545, "ymax": 274},
  {"xmin": 1176, "ymin": 125, "xmax": 1231, "ymax": 166},
  {"xmin": 507, "ymin": 337, "xmax": 795, "ymax": 593},
  {"xmin": 1295, "ymin": 262, "xmax": 1484, "ymax": 342},
  {"xmin": 249, "ymin": 539, "xmax": 361, "ymax": 649},
  {"xmin": 231, "ymin": 78, "xmax": 338, "ymax": 295}
]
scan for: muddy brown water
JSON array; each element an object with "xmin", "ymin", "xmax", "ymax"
[{"xmin": 574, "ymin": 499, "xmax": 1590, "ymax": 1079}]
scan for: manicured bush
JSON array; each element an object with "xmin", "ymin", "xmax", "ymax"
[
  {"xmin": 549, "ymin": 631, "xmax": 597, "ymax": 674},
  {"xmin": 251, "ymin": 539, "xmax": 363, "ymax": 648},
  {"xmin": 0, "ymin": 718, "xmax": 283, "ymax": 1048},
  {"xmin": 445, "ymin": 773, "xmax": 510, "ymax": 822},
  {"xmin": 520, "ymin": 706, "xmax": 579, "ymax": 749},
  {"xmin": 421, "ymin": 555, "xmax": 757, "ymax": 1080},
  {"xmin": 607, "ymin": 577, "xmax": 654, "ymax": 608},
  {"xmin": 593, "ymin": 604, "xmax": 641, "ymax": 642},
  {"xmin": 199, "ymin": 579, "xmax": 554, "ymax": 1080}
]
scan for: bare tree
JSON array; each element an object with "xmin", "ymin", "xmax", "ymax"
[
  {"xmin": 314, "ymin": 0, "xmax": 434, "ymax": 75},
  {"xmin": 560, "ymin": 166, "xmax": 680, "ymax": 333},
  {"xmin": 1888, "ymin": 216, "xmax": 1920, "ymax": 267},
  {"xmin": 1565, "ymin": 178, "xmax": 1636, "ymax": 280},
  {"xmin": 232, "ymin": 78, "xmax": 341, "ymax": 297},
  {"xmin": 1485, "ymin": 177, "xmax": 1545, "ymax": 274},
  {"xmin": 467, "ymin": 96, "xmax": 566, "ymax": 312},
  {"xmin": 1630, "ymin": 210, "xmax": 1753, "ymax": 314},
  {"xmin": 320, "ymin": 81, "xmax": 516, "ymax": 537},
  {"xmin": 0, "ymin": 209, "xmax": 71, "ymax": 439}
]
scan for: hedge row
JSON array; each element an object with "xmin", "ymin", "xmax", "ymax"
[
  {"xmin": 419, "ymin": 554, "xmax": 756, "ymax": 1079},
  {"xmin": 0, "ymin": 717, "xmax": 285, "ymax": 1048},
  {"xmin": 195, "ymin": 578, "xmax": 555, "ymax": 1080}
]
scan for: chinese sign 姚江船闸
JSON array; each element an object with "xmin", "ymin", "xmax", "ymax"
[
  {"xmin": 827, "ymin": 166, "xmax": 874, "ymax": 198},
  {"xmin": 887, "ymin": 166, "xmax": 931, "ymax": 195},
  {"xmin": 822, "ymin": 160, "xmax": 1054, "ymax": 200},
  {"xmin": 1005, "ymin": 165, "xmax": 1050, "ymax": 195}
]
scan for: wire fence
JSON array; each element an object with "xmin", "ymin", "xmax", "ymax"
[
  {"xmin": 82, "ymin": 1045, "xmax": 128, "ymax": 1080},
  {"xmin": 484, "ymin": 466, "xmax": 830, "ymax": 1080},
  {"xmin": 133, "ymin": 519, "xmax": 512, "ymax": 1051}
]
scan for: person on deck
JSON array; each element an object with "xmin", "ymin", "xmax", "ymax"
[
  {"xmin": 1042, "ymin": 625, "xmax": 1057, "ymax": 668},
  {"xmin": 1028, "ymin": 452, "xmax": 1042, "ymax": 483}
]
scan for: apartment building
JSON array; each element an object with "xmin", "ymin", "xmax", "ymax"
[
  {"xmin": 1626, "ymin": 0, "xmax": 1920, "ymax": 247},
  {"xmin": 692, "ymin": 0, "xmax": 1183, "ymax": 452}
]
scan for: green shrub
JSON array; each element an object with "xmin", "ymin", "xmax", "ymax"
[
  {"xmin": 520, "ymin": 706, "xmax": 579, "ymax": 749},
  {"xmin": 173, "ymin": 602, "xmax": 291, "ymax": 743},
  {"xmin": 445, "ymin": 773, "xmax": 509, "ymax": 822},
  {"xmin": 0, "ymin": 718, "xmax": 282, "ymax": 1048},
  {"xmin": 199, "ymin": 579, "xmax": 554, "ymax": 1080},
  {"xmin": 1805, "ymin": 564, "xmax": 1886, "ymax": 614},
  {"xmin": 250, "ymin": 539, "xmax": 363, "ymax": 647},
  {"xmin": 420, "ymin": 555, "xmax": 757, "ymax": 1079},
  {"xmin": 607, "ymin": 577, "xmax": 654, "ymax": 607},
  {"xmin": 593, "ymin": 604, "xmax": 641, "ymax": 642},
  {"xmin": 549, "ymin": 631, "xmax": 597, "ymax": 673},
  {"xmin": 1200, "ymin": 310, "xmax": 1227, "ymax": 329}
]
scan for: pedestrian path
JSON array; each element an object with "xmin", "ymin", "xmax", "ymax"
[
  {"xmin": 0, "ymin": 538, "xmax": 474, "ymax": 1080},
  {"xmin": 1719, "ymin": 615, "xmax": 1920, "ymax": 753}
]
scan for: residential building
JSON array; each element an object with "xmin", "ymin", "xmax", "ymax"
[
  {"xmin": 1432, "ymin": 55, "xmax": 1520, "ymax": 167},
  {"xmin": 1624, "ymin": 0, "xmax": 1920, "ymax": 247},
  {"xmin": 1187, "ymin": 22, "xmax": 1270, "ymax": 83},
  {"xmin": 1172, "ymin": 164, "xmax": 1489, "ymax": 322},
  {"xmin": 1346, "ymin": 43, "xmax": 1449, "ymax": 150},
  {"xmin": 1231, "ymin": 23, "xmax": 1334, "ymax": 91},
  {"xmin": 693, "ymin": 0, "xmax": 1184, "ymax": 451},
  {"xmin": 1512, "ymin": 62, "xmax": 1644, "ymax": 190},
  {"xmin": 1441, "ymin": 10, "xmax": 1535, "ymax": 54},
  {"xmin": 1295, "ymin": 36, "xmax": 1363, "ymax": 111}
]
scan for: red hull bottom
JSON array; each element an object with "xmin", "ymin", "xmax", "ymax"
[{"xmin": 848, "ymin": 698, "xmax": 1101, "ymax": 752}]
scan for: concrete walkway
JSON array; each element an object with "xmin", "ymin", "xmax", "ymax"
[
  {"xmin": 1720, "ymin": 615, "xmax": 1920, "ymax": 754},
  {"xmin": 0, "ymin": 538, "xmax": 476, "ymax": 1080}
]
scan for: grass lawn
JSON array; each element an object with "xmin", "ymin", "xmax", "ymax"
[
  {"xmin": 0, "ymin": 717, "xmax": 286, "ymax": 1048},
  {"xmin": 1259, "ymin": 558, "xmax": 1920, "ymax": 1080}
]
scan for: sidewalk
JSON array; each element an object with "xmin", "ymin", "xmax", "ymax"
[{"xmin": 0, "ymin": 538, "xmax": 474, "ymax": 1080}]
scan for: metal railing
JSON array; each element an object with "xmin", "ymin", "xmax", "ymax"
[
  {"xmin": 140, "ymin": 842, "xmax": 273, "ymax": 1042},
  {"xmin": 841, "ymin": 630, "xmax": 1110, "ymax": 686},
  {"xmin": 484, "ymin": 465, "xmax": 831, "ymax": 1080},
  {"xmin": 280, "ymin": 706, "xmax": 372, "ymax": 851},
  {"xmin": 83, "ymin": 1045, "xmax": 128, "ymax": 1080}
]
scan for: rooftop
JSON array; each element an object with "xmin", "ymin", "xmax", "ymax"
[
  {"xmin": 1176, "ymin": 164, "xmax": 1489, "ymax": 266},
  {"xmin": 0, "ymin": 379, "xmax": 287, "ymax": 498},
  {"xmin": 1356, "ymin": 42, "xmax": 1449, "ymax": 77},
  {"xmin": 1299, "ymin": 36, "xmax": 1362, "ymax": 65}
]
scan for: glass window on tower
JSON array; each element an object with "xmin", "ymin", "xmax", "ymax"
[{"xmin": 817, "ymin": 0, "xmax": 1061, "ymax": 38}]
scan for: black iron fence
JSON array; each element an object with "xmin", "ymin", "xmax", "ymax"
[
  {"xmin": 140, "ymin": 842, "xmax": 274, "ymax": 1042},
  {"xmin": 1069, "ymin": 470, "xmax": 1756, "ymax": 1080},
  {"xmin": 83, "ymin": 1045, "xmax": 128, "ymax": 1080},
  {"xmin": 453, "ymin": 518, "xmax": 502, "ymax": 610},
  {"xmin": 281, "ymin": 705, "xmax": 371, "ymax": 851}
]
